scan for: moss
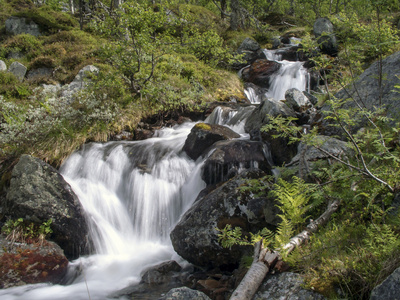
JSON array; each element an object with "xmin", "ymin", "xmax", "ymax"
[
  {"xmin": 172, "ymin": 4, "xmax": 225, "ymax": 34},
  {"xmin": 15, "ymin": 5, "xmax": 78, "ymax": 33},
  {"xmin": 3, "ymin": 34, "xmax": 43, "ymax": 59},
  {"xmin": 195, "ymin": 123, "xmax": 212, "ymax": 131}
]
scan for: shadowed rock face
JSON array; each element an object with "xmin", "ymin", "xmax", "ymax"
[
  {"xmin": 241, "ymin": 59, "xmax": 281, "ymax": 88},
  {"xmin": 202, "ymin": 139, "xmax": 272, "ymax": 185},
  {"xmin": 171, "ymin": 170, "xmax": 280, "ymax": 269},
  {"xmin": 182, "ymin": 123, "xmax": 240, "ymax": 160},
  {"xmin": 4, "ymin": 155, "xmax": 90, "ymax": 259}
]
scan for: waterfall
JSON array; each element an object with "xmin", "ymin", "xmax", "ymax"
[
  {"xmin": 0, "ymin": 122, "xmax": 206, "ymax": 300},
  {"xmin": 263, "ymin": 48, "xmax": 310, "ymax": 101},
  {"xmin": 266, "ymin": 61, "xmax": 309, "ymax": 100},
  {"xmin": 1, "ymin": 42, "xmax": 313, "ymax": 300}
]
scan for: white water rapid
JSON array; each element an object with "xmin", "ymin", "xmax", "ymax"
[
  {"xmin": 1, "ymin": 44, "xmax": 312, "ymax": 300},
  {"xmin": 0, "ymin": 122, "xmax": 206, "ymax": 300},
  {"xmin": 244, "ymin": 48, "xmax": 310, "ymax": 103}
]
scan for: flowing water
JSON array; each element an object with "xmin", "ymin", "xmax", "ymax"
[
  {"xmin": 1, "ymin": 45, "xmax": 311, "ymax": 300},
  {"xmin": 0, "ymin": 122, "xmax": 206, "ymax": 300},
  {"xmin": 244, "ymin": 47, "xmax": 310, "ymax": 103}
]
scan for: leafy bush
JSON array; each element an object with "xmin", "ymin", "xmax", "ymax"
[{"xmin": 3, "ymin": 34, "xmax": 43, "ymax": 59}]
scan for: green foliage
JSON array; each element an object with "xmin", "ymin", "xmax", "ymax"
[
  {"xmin": 271, "ymin": 176, "xmax": 313, "ymax": 229},
  {"xmin": 218, "ymin": 176, "xmax": 317, "ymax": 254},
  {"xmin": 1, "ymin": 217, "xmax": 53, "ymax": 244},
  {"xmin": 15, "ymin": 5, "xmax": 78, "ymax": 32},
  {"xmin": 2, "ymin": 34, "xmax": 43, "ymax": 60}
]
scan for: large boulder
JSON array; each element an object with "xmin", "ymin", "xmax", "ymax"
[
  {"xmin": 285, "ymin": 88, "xmax": 313, "ymax": 112},
  {"xmin": 370, "ymin": 266, "xmax": 400, "ymax": 300},
  {"xmin": 313, "ymin": 18, "xmax": 338, "ymax": 56},
  {"xmin": 233, "ymin": 38, "xmax": 267, "ymax": 70},
  {"xmin": 245, "ymin": 96, "xmax": 296, "ymax": 133},
  {"xmin": 5, "ymin": 17, "xmax": 41, "ymax": 37},
  {"xmin": 241, "ymin": 59, "xmax": 281, "ymax": 88},
  {"xmin": 253, "ymin": 272, "xmax": 326, "ymax": 300},
  {"xmin": 331, "ymin": 51, "xmax": 400, "ymax": 126},
  {"xmin": 182, "ymin": 123, "xmax": 240, "ymax": 160},
  {"xmin": 170, "ymin": 170, "xmax": 280, "ymax": 269},
  {"xmin": 8, "ymin": 61, "xmax": 27, "ymax": 82},
  {"xmin": 202, "ymin": 140, "xmax": 272, "ymax": 185},
  {"xmin": 0, "ymin": 236, "xmax": 69, "ymax": 289},
  {"xmin": 3, "ymin": 155, "xmax": 90, "ymax": 259},
  {"xmin": 287, "ymin": 136, "xmax": 353, "ymax": 180}
]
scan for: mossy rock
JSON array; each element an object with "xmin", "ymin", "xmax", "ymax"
[{"xmin": 15, "ymin": 6, "xmax": 78, "ymax": 33}]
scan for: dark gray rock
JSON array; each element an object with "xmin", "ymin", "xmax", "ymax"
[
  {"xmin": 0, "ymin": 60, "xmax": 6, "ymax": 72},
  {"xmin": 285, "ymin": 88, "xmax": 312, "ymax": 112},
  {"xmin": 234, "ymin": 38, "xmax": 267, "ymax": 69},
  {"xmin": 182, "ymin": 123, "xmax": 240, "ymax": 160},
  {"xmin": 171, "ymin": 170, "xmax": 279, "ymax": 269},
  {"xmin": 202, "ymin": 140, "xmax": 272, "ymax": 185},
  {"xmin": 4, "ymin": 155, "xmax": 90, "ymax": 259},
  {"xmin": 160, "ymin": 287, "xmax": 211, "ymax": 300},
  {"xmin": 141, "ymin": 261, "xmax": 182, "ymax": 285},
  {"xmin": 8, "ymin": 61, "xmax": 27, "ymax": 82},
  {"xmin": 5, "ymin": 16, "xmax": 41, "ymax": 36},
  {"xmin": 313, "ymin": 18, "xmax": 338, "ymax": 56},
  {"xmin": 287, "ymin": 136, "xmax": 353, "ymax": 179},
  {"xmin": 370, "ymin": 266, "xmax": 400, "ymax": 300},
  {"xmin": 245, "ymin": 96, "xmax": 296, "ymax": 133},
  {"xmin": 332, "ymin": 50, "xmax": 400, "ymax": 125},
  {"xmin": 253, "ymin": 272, "xmax": 326, "ymax": 300}
]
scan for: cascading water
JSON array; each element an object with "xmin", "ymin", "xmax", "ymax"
[
  {"xmin": 1, "ymin": 42, "xmax": 312, "ymax": 300},
  {"xmin": 263, "ymin": 48, "xmax": 310, "ymax": 101},
  {"xmin": 244, "ymin": 47, "xmax": 310, "ymax": 103},
  {"xmin": 0, "ymin": 122, "xmax": 206, "ymax": 300}
]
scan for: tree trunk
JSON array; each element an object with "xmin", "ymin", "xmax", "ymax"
[
  {"xmin": 69, "ymin": 0, "xmax": 75, "ymax": 14},
  {"xmin": 229, "ymin": 198, "xmax": 341, "ymax": 300},
  {"xmin": 230, "ymin": 0, "xmax": 241, "ymax": 30}
]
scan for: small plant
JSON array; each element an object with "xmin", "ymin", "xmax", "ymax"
[{"xmin": 1, "ymin": 218, "xmax": 53, "ymax": 246}]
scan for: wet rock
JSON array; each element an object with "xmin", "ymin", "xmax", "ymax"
[
  {"xmin": 285, "ymin": 88, "xmax": 312, "ymax": 112},
  {"xmin": 182, "ymin": 123, "xmax": 240, "ymax": 160},
  {"xmin": 313, "ymin": 18, "xmax": 338, "ymax": 57},
  {"xmin": 141, "ymin": 261, "xmax": 182, "ymax": 285},
  {"xmin": 253, "ymin": 272, "xmax": 326, "ymax": 300},
  {"xmin": 0, "ymin": 60, "xmax": 6, "ymax": 72},
  {"xmin": 5, "ymin": 16, "xmax": 41, "ymax": 36},
  {"xmin": 160, "ymin": 287, "xmax": 211, "ymax": 300},
  {"xmin": 8, "ymin": 61, "xmax": 27, "ymax": 82},
  {"xmin": 370, "ymin": 266, "xmax": 400, "ymax": 300},
  {"xmin": 245, "ymin": 95, "xmax": 296, "ymax": 133},
  {"xmin": 241, "ymin": 59, "xmax": 281, "ymax": 88},
  {"xmin": 0, "ymin": 236, "xmax": 69, "ymax": 289},
  {"xmin": 171, "ymin": 170, "xmax": 279, "ymax": 269},
  {"xmin": 261, "ymin": 129, "xmax": 298, "ymax": 166},
  {"xmin": 202, "ymin": 140, "xmax": 272, "ymax": 185},
  {"xmin": 4, "ymin": 155, "xmax": 90, "ymax": 259}
]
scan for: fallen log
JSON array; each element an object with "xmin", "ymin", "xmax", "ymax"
[{"xmin": 230, "ymin": 198, "xmax": 341, "ymax": 300}]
